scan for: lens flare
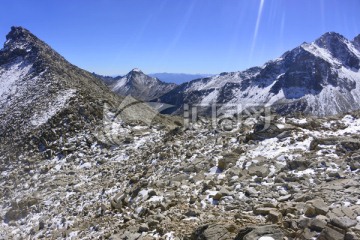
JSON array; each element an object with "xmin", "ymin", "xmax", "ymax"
[{"xmin": 249, "ymin": 0, "xmax": 265, "ymax": 62}]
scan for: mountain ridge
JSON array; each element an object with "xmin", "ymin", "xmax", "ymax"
[
  {"xmin": 0, "ymin": 26, "xmax": 175, "ymax": 158},
  {"xmin": 155, "ymin": 31, "xmax": 360, "ymax": 116}
]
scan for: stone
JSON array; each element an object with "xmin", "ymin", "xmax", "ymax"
[
  {"xmin": 304, "ymin": 204, "xmax": 317, "ymax": 218},
  {"xmin": 309, "ymin": 219, "xmax": 327, "ymax": 232},
  {"xmin": 110, "ymin": 193, "xmax": 124, "ymax": 211},
  {"xmin": 338, "ymin": 140, "xmax": 360, "ymax": 152},
  {"xmin": 278, "ymin": 194, "xmax": 292, "ymax": 202},
  {"xmin": 318, "ymin": 226, "xmax": 345, "ymax": 240},
  {"xmin": 138, "ymin": 223, "xmax": 149, "ymax": 233},
  {"xmin": 217, "ymin": 153, "xmax": 239, "ymax": 170},
  {"xmin": 4, "ymin": 209, "xmax": 28, "ymax": 223},
  {"xmin": 308, "ymin": 199, "xmax": 329, "ymax": 216},
  {"xmin": 286, "ymin": 159, "xmax": 310, "ymax": 171},
  {"xmin": 345, "ymin": 231, "xmax": 358, "ymax": 240},
  {"xmin": 331, "ymin": 217, "xmax": 358, "ymax": 230},
  {"xmin": 185, "ymin": 209, "xmax": 200, "ymax": 218},
  {"xmin": 331, "ymin": 207, "xmax": 346, "ymax": 217},
  {"xmin": 301, "ymin": 228, "xmax": 317, "ymax": 239},
  {"xmin": 218, "ymin": 187, "xmax": 231, "ymax": 197},
  {"xmin": 248, "ymin": 165, "xmax": 270, "ymax": 178},
  {"xmin": 349, "ymin": 161, "xmax": 360, "ymax": 171},
  {"xmin": 254, "ymin": 207, "xmax": 275, "ymax": 215},
  {"xmin": 267, "ymin": 211, "xmax": 283, "ymax": 224},
  {"xmin": 342, "ymin": 207, "xmax": 357, "ymax": 219},
  {"xmin": 191, "ymin": 223, "xmax": 232, "ymax": 240},
  {"xmin": 245, "ymin": 187, "xmax": 258, "ymax": 197},
  {"xmin": 236, "ymin": 225, "xmax": 284, "ymax": 240},
  {"xmin": 212, "ymin": 192, "xmax": 223, "ymax": 201}
]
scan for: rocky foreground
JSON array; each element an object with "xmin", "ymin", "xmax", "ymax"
[{"xmin": 1, "ymin": 110, "xmax": 360, "ymax": 240}]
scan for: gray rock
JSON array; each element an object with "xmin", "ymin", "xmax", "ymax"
[
  {"xmin": 345, "ymin": 231, "xmax": 359, "ymax": 240},
  {"xmin": 318, "ymin": 226, "xmax": 345, "ymax": 240},
  {"xmin": 278, "ymin": 194, "xmax": 292, "ymax": 202},
  {"xmin": 267, "ymin": 210, "xmax": 283, "ymax": 224},
  {"xmin": 138, "ymin": 223, "xmax": 149, "ymax": 233},
  {"xmin": 217, "ymin": 153, "xmax": 239, "ymax": 170},
  {"xmin": 309, "ymin": 218, "xmax": 327, "ymax": 232},
  {"xmin": 236, "ymin": 225, "xmax": 284, "ymax": 240},
  {"xmin": 185, "ymin": 209, "xmax": 200, "ymax": 217},
  {"xmin": 248, "ymin": 165, "xmax": 270, "ymax": 178},
  {"xmin": 245, "ymin": 187, "xmax": 258, "ymax": 197},
  {"xmin": 331, "ymin": 217, "xmax": 358, "ymax": 230},
  {"xmin": 191, "ymin": 223, "xmax": 232, "ymax": 240},
  {"xmin": 308, "ymin": 199, "xmax": 329, "ymax": 216},
  {"xmin": 253, "ymin": 207, "xmax": 275, "ymax": 215},
  {"xmin": 304, "ymin": 204, "xmax": 317, "ymax": 217}
]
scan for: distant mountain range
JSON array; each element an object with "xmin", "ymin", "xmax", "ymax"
[
  {"xmin": 155, "ymin": 32, "xmax": 360, "ymax": 116},
  {"xmin": 149, "ymin": 73, "xmax": 214, "ymax": 84},
  {"xmin": 93, "ymin": 71, "xmax": 213, "ymax": 101}
]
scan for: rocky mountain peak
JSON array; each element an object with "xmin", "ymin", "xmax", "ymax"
[
  {"xmin": 110, "ymin": 68, "xmax": 177, "ymax": 101},
  {"xmin": 4, "ymin": 26, "xmax": 42, "ymax": 52},
  {"xmin": 130, "ymin": 68, "xmax": 143, "ymax": 73},
  {"xmin": 1, "ymin": 26, "xmax": 67, "ymax": 71},
  {"xmin": 313, "ymin": 31, "xmax": 360, "ymax": 69},
  {"xmin": 7, "ymin": 26, "xmax": 32, "ymax": 40},
  {"xmin": 315, "ymin": 31, "xmax": 346, "ymax": 46}
]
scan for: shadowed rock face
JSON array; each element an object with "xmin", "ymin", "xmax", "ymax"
[
  {"xmin": 353, "ymin": 34, "xmax": 360, "ymax": 52},
  {"xmin": 156, "ymin": 32, "xmax": 360, "ymax": 117},
  {"xmin": 315, "ymin": 32, "xmax": 360, "ymax": 69}
]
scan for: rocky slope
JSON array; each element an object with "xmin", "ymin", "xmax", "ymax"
[
  {"xmin": 157, "ymin": 32, "xmax": 360, "ymax": 116},
  {"xmin": 0, "ymin": 26, "xmax": 124, "ymax": 158},
  {"xmin": 110, "ymin": 68, "xmax": 177, "ymax": 101},
  {"xmin": 0, "ymin": 27, "xmax": 174, "ymax": 159},
  {"xmin": 2, "ymin": 107, "xmax": 360, "ymax": 239}
]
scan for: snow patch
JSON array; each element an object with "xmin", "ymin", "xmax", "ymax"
[
  {"xmin": 30, "ymin": 89, "xmax": 76, "ymax": 127},
  {"xmin": 0, "ymin": 58, "xmax": 32, "ymax": 103}
]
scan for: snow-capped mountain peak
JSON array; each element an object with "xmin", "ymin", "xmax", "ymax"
[
  {"xmin": 157, "ymin": 32, "xmax": 360, "ymax": 116},
  {"xmin": 110, "ymin": 68, "xmax": 176, "ymax": 101},
  {"xmin": 131, "ymin": 68, "xmax": 142, "ymax": 73}
]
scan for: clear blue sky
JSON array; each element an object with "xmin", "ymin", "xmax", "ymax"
[{"xmin": 1, "ymin": 0, "xmax": 359, "ymax": 75}]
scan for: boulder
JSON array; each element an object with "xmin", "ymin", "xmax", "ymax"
[
  {"xmin": 309, "ymin": 219, "xmax": 327, "ymax": 232},
  {"xmin": 235, "ymin": 225, "xmax": 284, "ymax": 240},
  {"xmin": 218, "ymin": 153, "xmax": 239, "ymax": 170},
  {"xmin": 318, "ymin": 226, "xmax": 345, "ymax": 240},
  {"xmin": 267, "ymin": 211, "xmax": 283, "ymax": 224},
  {"xmin": 191, "ymin": 224, "xmax": 232, "ymax": 240},
  {"xmin": 307, "ymin": 199, "xmax": 329, "ymax": 216},
  {"xmin": 331, "ymin": 217, "xmax": 358, "ymax": 230},
  {"xmin": 248, "ymin": 165, "xmax": 270, "ymax": 178}
]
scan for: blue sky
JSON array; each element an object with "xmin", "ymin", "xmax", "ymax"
[{"xmin": 1, "ymin": 0, "xmax": 360, "ymax": 75}]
